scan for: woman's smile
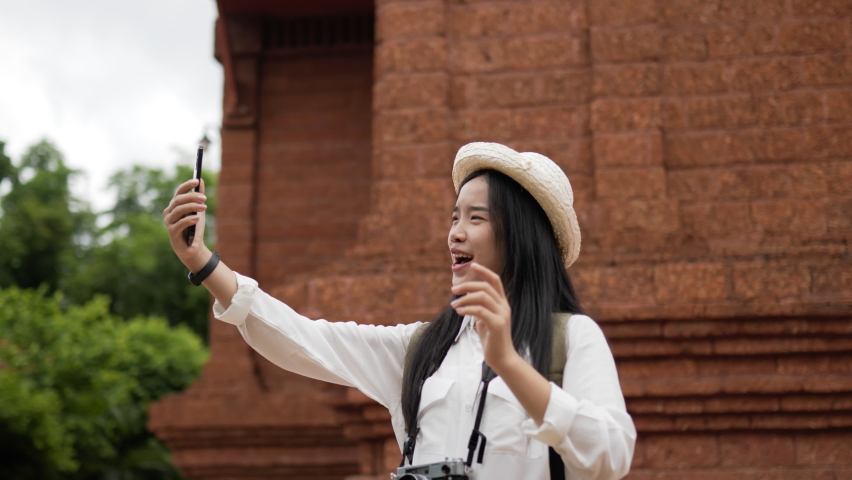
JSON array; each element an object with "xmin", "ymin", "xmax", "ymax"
[{"xmin": 450, "ymin": 248, "xmax": 474, "ymax": 272}]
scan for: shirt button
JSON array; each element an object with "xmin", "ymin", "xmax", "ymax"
[{"xmin": 465, "ymin": 404, "xmax": 473, "ymax": 412}]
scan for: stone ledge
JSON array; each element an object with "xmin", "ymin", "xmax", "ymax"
[
  {"xmin": 634, "ymin": 412, "xmax": 852, "ymax": 432},
  {"xmin": 155, "ymin": 426, "xmax": 354, "ymax": 450},
  {"xmin": 623, "ymin": 375, "xmax": 852, "ymax": 397},
  {"xmin": 603, "ymin": 316, "xmax": 852, "ymax": 337},
  {"xmin": 629, "ymin": 394, "xmax": 852, "ymax": 415}
]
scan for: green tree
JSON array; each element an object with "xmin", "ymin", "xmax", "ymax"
[
  {"xmin": 0, "ymin": 140, "xmax": 217, "ymax": 338},
  {"xmin": 0, "ymin": 286, "xmax": 208, "ymax": 479},
  {"xmin": 0, "ymin": 140, "xmax": 13, "ymax": 185},
  {"xmin": 0, "ymin": 140, "xmax": 94, "ymax": 291},
  {"xmin": 0, "ymin": 369, "xmax": 73, "ymax": 479},
  {"xmin": 63, "ymin": 162, "xmax": 217, "ymax": 340},
  {"xmin": 0, "ymin": 139, "xmax": 216, "ymax": 477}
]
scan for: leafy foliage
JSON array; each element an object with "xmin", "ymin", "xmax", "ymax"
[
  {"xmin": 0, "ymin": 140, "xmax": 13, "ymax": 185},
  {"xmin": 0, "ymin": 369, "xmax": 72, "ymax": 479},
  {"xmin": 0, "ymin": 141, "xmax": 94, "ymax": 291},
  {"xmin": 63, "ymin": 163, "xmax": 218, "ymax": 339},
  {"xmin": 0, "ymin": 141, "xmax": 218, "ymax": 339},
  {"xmin": 0, "ymin": 139, "xmax": 216, "ymax": 479},
  {"xmin": 0, "ymin": 287, "xmax": 208, "ymax": 479}
]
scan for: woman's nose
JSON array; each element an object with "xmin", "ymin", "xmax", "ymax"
[{"xmin": 449, "ymin": 224, "xmax": 466, "ymax": 243}]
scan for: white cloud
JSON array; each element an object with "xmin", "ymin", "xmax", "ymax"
[{"xmin": 0, "ymin": 0, "xmax": 223, "ymax": 211}]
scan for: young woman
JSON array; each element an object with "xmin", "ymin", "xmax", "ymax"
[{"xmin": 164, "ymin": 142, "xmax": 636, "ymax": 480}]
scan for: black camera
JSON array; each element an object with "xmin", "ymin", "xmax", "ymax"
[{"xmin": 391, "ymin": 458, "xmax": 469, "ymax": 480}]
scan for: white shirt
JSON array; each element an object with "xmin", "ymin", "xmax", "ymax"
[{"xmin": 213, "ymin": 273, "xmax": 636, "ymax": 480}]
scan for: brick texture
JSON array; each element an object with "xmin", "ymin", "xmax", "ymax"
[
  {"xmin": 254, "ymin": 53, "xmax": 373, "ymax": 286},
  {"xmin": 152, "ymin": 1, "xmax": 852, "ymax": 479}
]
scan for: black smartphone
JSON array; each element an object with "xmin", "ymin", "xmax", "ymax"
[{"xmin": 182, "ymin": 145, "xmax": 204, "ymax": 246}]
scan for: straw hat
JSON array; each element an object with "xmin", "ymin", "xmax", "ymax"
[{"xmin": 452, "ymin": 142, "xmax": 581, "ymax": 268}]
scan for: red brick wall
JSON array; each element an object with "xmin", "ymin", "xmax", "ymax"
[
  {"xmin": 352, "ymin": 0, "xmax": 852, "ymax": 477},
  {"xmin": 255, "ymin": 50, "xmax": 376, "ymax": 394},
  {"xmin": 254, "ymin": 52, "xmax": 373, "ymax": 286},
  {"xmin": 573, "ymin": 0, "xmax": 851, "ymax": 321},
  {"xmin": 591, "ymin": 1, "xmax": 852, "ymax": 478},
  {"xmin": 151, "ymin": 1, "xmax": 852, "ymax": 478}
]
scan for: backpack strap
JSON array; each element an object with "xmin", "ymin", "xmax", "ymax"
[
  {"xmin": 548, "ymin": 313, "xmax": 571, "ymax": 386},
  {"xmin": 548, "ymin": 313, "xmax": 571, "ymax": 480}
]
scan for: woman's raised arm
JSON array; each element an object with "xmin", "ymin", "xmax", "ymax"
[
  {"xmin": 163, "ymin": 177, "xmax": 238, "ymax": 308},
  {"xmin": 163, "ymin": 177, "xmax": 418, "ymax": 411}
]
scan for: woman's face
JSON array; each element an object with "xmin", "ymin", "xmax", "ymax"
[{"xmin": 448, "ymin": 176, "xmax": 504, "ymax": 286}]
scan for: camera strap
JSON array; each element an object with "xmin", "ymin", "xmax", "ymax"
[
  {"xmin": 401, "ymin": 314, "xmax": 573, "ymax": 477},
  {"xmin": 400, "ymin": 377, "xmax": 422, "ymax": 468},
  {"xmin": 400, "ymin": 333, "xmax": 453, "ymax": 468},
  {"xmin": 400, "ymin": 426, "xmax": 419, "ymax": 467},
  {"xmin": 465, "ymin": 361, "xmax": 496, "ymax": 468}
]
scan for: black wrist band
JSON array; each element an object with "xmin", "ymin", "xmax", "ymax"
[{"xmin": 188, "ymin": 252, "xmax": 220, "ymax": 286}]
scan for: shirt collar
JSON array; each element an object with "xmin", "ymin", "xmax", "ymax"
[{"xmin": 454, "ymin": 315, "xmax": 473, "ymax": 343}]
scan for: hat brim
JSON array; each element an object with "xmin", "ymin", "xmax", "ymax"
[{"xmin": 452, "ymin": 142, "xmax": 581, "ymax": 268}]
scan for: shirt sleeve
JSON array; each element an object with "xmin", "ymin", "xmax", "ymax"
[
  {"xmin": 521, "ymin": 315, "xmax": 636, "ymax": 480},
  {"xmin": 212, "ymin": 272, "xmax": 423, "ymax": 410}
]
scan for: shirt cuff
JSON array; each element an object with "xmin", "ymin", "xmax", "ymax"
[
  {"xmin": 522, "ymin": 382, "xmax": 579, "ymax": 447},
  {"xmin": 211, "ymin": 272, "xmax": 258, "ymax": 326}
]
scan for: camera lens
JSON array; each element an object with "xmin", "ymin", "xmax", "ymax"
[{"xmin": 399, "ymin": 475, "xmax": 431, "ymax": 480}]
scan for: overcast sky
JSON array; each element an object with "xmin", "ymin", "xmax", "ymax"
[{"xmin": 0, "ymin": 0, "xmax": 223, "ymax": 211}]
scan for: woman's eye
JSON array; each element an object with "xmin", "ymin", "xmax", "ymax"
[{"xmin": 471, "ymin": 216, "xmax": 483, "ymax": 221}]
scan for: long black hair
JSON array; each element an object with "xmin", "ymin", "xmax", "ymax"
[{"xmin": 401, "ymin": 169, "xmax": 584, "ymax": 433}]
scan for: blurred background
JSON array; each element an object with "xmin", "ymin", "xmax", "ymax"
[
  {"xmin": 2, "ymin": 0, "xmax": 851, "ymax": 479},
  {"xmin": 0, "ymin": 0, "xmax": 221, "ymax": 478}
]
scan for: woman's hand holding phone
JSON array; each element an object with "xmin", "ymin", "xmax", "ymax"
[
  {"xmin": 163, "ymin": 176, "xmax": 238, "ymax": 307},
  {"xmin": 163, "ymin": 178, "xmax": 210, "ymax": 273}
]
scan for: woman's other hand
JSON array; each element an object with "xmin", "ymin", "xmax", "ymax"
[
  {"xmin": 450, "ymin": 262, "xmax": 519, "ymax": 374},
  {"xmin": 163, "ymin": 178, "xmax": 210, "ymax": 272},
  {"xmin": 451, "ymin": 262, "xmax": 552, "ymax": 426}
]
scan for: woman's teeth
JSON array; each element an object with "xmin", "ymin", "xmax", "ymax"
[{"xmin": 452, "ymin": 254, "xmax": 473, "ymax": 265}]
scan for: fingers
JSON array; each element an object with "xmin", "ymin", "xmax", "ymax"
[
  {"xmin": 454, "ymin": 304, "xmax": 490, "ymax": 320},
  {"xmin": 453, "ymin": 304, "xmax": 504, "ymax": 325},
  {"xmin": 469, "ymin": 262, "xmax": 505, "ymax": 296},
  {"xmin": 451, "ymin": 291, "xmax": 502, "ymax": 314},
  {"xmin": 451, "ymin": 262, "xmax": 509, "ymax": 320},
  {"xmin": 452, "ymin": 281, "xmax": 501, "ymax": 301},
  {"xmin": 164, "ymin": 202, "xmax": 207, "ymax": 226},
  {"xmin": 199, "ymin": 178, "xmax": 205, "ymax": 194},
  {"xmin": 167, "ymin": 213, "xmax": 201, "ymax": 236},
  {"xmin": 175, "ymin": 178, "xmax": 200, "ymax": 196},
  {"xmin": 164, "ymin": 187, "xmax": 206, "ymax": 218},
  {"xmin": 451, "ymin": 278, "xmax": 511, "ymax": 330},
  {"xmin": 191, "ymin": 220, "xmax": 205, "ymax": 248}
]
